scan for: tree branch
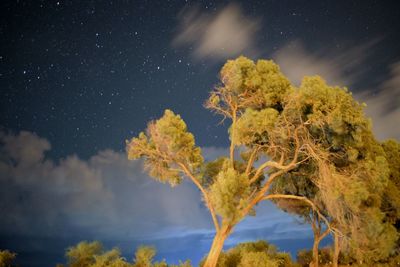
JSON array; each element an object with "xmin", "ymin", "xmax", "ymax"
[
  {"xmin": 241, "ymin": 169, "xmax": 288, "ymax": 216},
  {"xmin": 250, "ymin": 160, "xmax": 289, "ymax": 184},
  {"xmin": 177, "ymin": 163, "xmax": 220, "ymax": 233},
  {"xmin": 318, "ymin": 227, "xmax": 330, "ymax": 243},
  {"xmin": 263, "ymin": 194, "xmax": 333, "ymax": 233},
  {"xmin": 245, "ymin": 147, "xmax": 259, "ymax": 176},
  {"xmin": 249, "ymin": 126, "xmax": 305, "ymax": 184},
  {"xmin": 229, "ymin": 104, "xmax": 237, "ymax": 168}
]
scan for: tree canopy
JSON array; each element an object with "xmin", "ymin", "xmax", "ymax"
[
  {"xmin": 0, "ymin": 250, "xmax": 16, "ymax": 267},
  {"xmin": 126, "ymin": 56, "xmax": 399, "ymax": 267}
]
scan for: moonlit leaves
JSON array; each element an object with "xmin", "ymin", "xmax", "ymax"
[
  {"xmin": 217, "ymin": 56, "xmax": 291, "ymax": 109},
  {"xmin": 297, "ymin": 77, "xmax": 368, "ymax": 140},
  {"xmin": 210, "ymin": 166, "xmax": 250, "ymax": 222},
  {"xmin": 234, "ymin": 108, "xmax": 279, "ymax": 146},
  {"xmin": 126, "ymin": 109, "xmax": 203, "ymax": 186}
]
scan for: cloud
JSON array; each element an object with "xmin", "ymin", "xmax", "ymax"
[
  {"xmin": 356, "ymin": 61, "xmax": 400, "ymax": 140},
  {"xmin": 0, "ymin": 131, "xmax": 315, "ymax": 266},
  {"xmin": 273, "ymin": 39, "xmax": 380, "ymax": 86},
  {"xmin": 273, "ymin": 39, "xmax": 399, "ymax": 140},
  {"xmin": 172, "ymin": 3, "xmax": 261, "ymax": 60},
  {"xmin": 0, "ymin": 131, "xmax": 211, "ymax": 240}
]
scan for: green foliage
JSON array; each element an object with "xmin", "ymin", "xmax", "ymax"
[
  {"xmin": 278, "ymin": 75, "xmax": 399, "ymax": 262},
  {"xmin": 0, "ymin": 250, "xmax": 16, "ymax": 267},
  {"xmin": 296, "ymin": 247, "xmax": 332, "ymax": 267},
  {"xmin": 133, "ymin": 246, "xmax": 156, "ymax": 267},
  {"xmin": 126, "ymin": 109, "xmax": 203, "ymax": 186},
  {"xmin": 296, "ymin": 76, "xmax": 368, "ymax": 137},
  {"xmin": 92, "ymin": 248, "xmax": 131, "ymax": 267},
  {"xmin": 126, "ymin": 56, "xmax": 400, "ymax": 265},
  {"xmin": 209, "ymin": 166, "xmax": 250, "ymax": 222},
  {"xmin": 201, "ymin": 240, "xmax": 295, "ymax": 267},
  {"xmin": 219, "ymin": 56, "xmax": 292, "ymax": 109},
  {"xmin": 65, "ymin": 241, "xmax": 132, "ymax": 267},
  {"xmin": 66, "ymin": 241, "xmax": 104, "ymax": 267},
  {"xmin": 63, "ymin": 241, "xmax": 191, "ymax": 267},
  {"xmin": 238, "ymin": 252, "xmax": 279, "ymax": 267},
  {"xmin": 381, "ymin": 140, "xmax": 400, "ymax": 226},
  {"xmin": 168, "ymin": 260, "xmax": 192, "ymax": 267},
  {"xmin": 131, "ymin": 245, "xmax": 192, "ymax": 267},
  {"xmin": 296, "ymin": 249, "xmax": 313, "ymax": 267},
  {"xmin": 234, "ymin": 108, "xmax": 279, "ymax": 146}
]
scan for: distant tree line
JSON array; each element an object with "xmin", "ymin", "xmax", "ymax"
[{"xmin": 3, "ymin": 237, "xmax": 400, "ymax": 266}]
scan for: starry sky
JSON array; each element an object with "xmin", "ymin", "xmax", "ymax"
[{"xmin": 1, "ymin": 1, "xmax": 399, "ymax": 266}]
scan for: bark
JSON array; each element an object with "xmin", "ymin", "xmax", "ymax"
[
  {"xmin": 310, "ymin": 215, "xmax": 320, "ymax": 267},
  {"xmin": 311, "ymin": 233, "xmax": 321, "ymax": 267},
  {"xmin": 310, "ymin": 214, "xmax": 330, "ymax": 267},
  {"xmin": 332, "ymin": 232, "xmax": 340, "ymax": 267},
  {"xmin": 203, "ymin": 225, "xmax": 232, "ymax": 267}
]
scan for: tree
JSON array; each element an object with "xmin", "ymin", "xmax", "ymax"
[
  {"xmin": 127, "ymin": 57, "xmax": 332, "ymax": 267},
  {"xmin": 0, "ymin": 250, "xmax": 16, "ymax": 267},
  {"xmin": 272, "ymin": 76, "xmax": 400, "ymax": 265},
  {"xmin": 126, "ymin": 56, "xmax": 395, "ymax": 267},
  {"xmin": 133, "ymin": 246, "xmax": 156, "ymax": 267},
  {"xmin": 200, "ymin": 240, "xmax": 295, "ymax": 267},
  {"xmin": 270, "ymin": 175, "xmax": 329, "ymax": 267},
  {"xmin": 92, "ymin": 248, "xmax": 131, "ymax": 267},
  {"xmin": 66, "ymin": 241, "xmax": 104, "ymax": 267},
  {"xmin": 381, "ymin": 139, "xmax": 400, "ymax": 229},
  {"xmin": 380, "ymin": 139, "xmax": 400, "ymax": 258},
  {"xmin": 63, "ymin": 241, "xmax": 191, "ymax": 267},
  {"xmin": 65, "ymin": 241, "xmax": 131, "ymax": 267}
]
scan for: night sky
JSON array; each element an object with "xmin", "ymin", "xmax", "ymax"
[{"xmin": 1, "ymin": 1, "xmax": 399, "ymax": 266}]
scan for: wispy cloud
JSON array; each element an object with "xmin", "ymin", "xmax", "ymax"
[
  {"xmin": 172, "ymin": 3, "xmax": 261, "ymax": 61},
  {"xmin": 0, "ymin": 130, "xmax": 313, "ymax": 265},
  {"xmin": 273, "ymin": 39, "xmax": 399, "ymax": 140},
  {"xmin": 0, "ymin": 131, "xmax": 211, "ymax": 239},
  {"xmin": 356, "ymin": 61, "xmax": 400, "ymax": 140},
  {"xmin": 273, "ymin": 39, "xmax": 380, "ymax": 86}
]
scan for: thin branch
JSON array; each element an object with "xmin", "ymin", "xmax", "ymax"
[
  {"xmin": 318, "ymin": 227, "xmax": 330, "ymax": 243},
  {"xmin": 249, "ymin": 160, "xmax": 286, "ymax": 184},
  {"xmin": 245, "ymin": 147, "xmax": 259, "ymax": 176},
  {"xmin": 229, "ymin": 106, "xmax": 237, "ymax": 168},
  {"xmin": 249, "ymin": 126, "xmax": 303, "ymax": 184},
  {"xmin": 177, "ymin": 163, "xmax": 220, "ymax": 233},
  {"xmin": 263, "ymin": 194, "xmax": 333, "ymax": 233},
  {"xmin": 241, "ymin": 169, "xmax": 287, "ymax": 216}
]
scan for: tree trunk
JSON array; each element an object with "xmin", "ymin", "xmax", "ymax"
[
  {"xmin": 332, "ymin": 232, "xmax": 340, "ymax": 267},
  {"xmin": 311, "ymin": 234, "xmax": 321, "ymax": 267},
  {"xmin": 310, "ymin": 214, "xmax": 320, "ymax": 267},
  {"xmin": 203, "ymin": 225, "xmax": 231, "ymax": 267}
]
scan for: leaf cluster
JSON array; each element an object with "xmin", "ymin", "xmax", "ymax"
[
  {"xmin": 126, "ymin": 110, "xmax": 203, "ymax": 186},
  {"xmin": 62, "ymin": 241, "xmax": 191, "ymax": 267},
  {"xmin": 200, "ymin": 240, "xmax": 296, "ymax": 267}
]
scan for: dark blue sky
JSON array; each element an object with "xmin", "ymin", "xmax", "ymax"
[{"xmin": 1, "ymin": 0, "xmax": 399, "ymax": 266}]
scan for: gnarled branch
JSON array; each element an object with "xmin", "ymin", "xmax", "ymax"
[{"xmin": 177, "ymin": 163, "xmax": 220, "ymax": 233}]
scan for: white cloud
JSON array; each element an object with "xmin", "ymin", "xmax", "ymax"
[
  {"xmin": 172, "ymin": 3, "xmax": 261, "ymax": 60},
  {"xmin": 356, "ymin": 61, "xmax": 400, "ymax": 140},
  {"xmin": 272, "ymin": 39, "xmax": 399, "ymax": 140},
  {"xmin": 273, "ymin": 39, "xmax": 380, "ymax": 86},
  {"xmin": 0, "ymin": 130, "xmax": 314, "ymax": 260},
  {"xmin": 0, "ymin": 131, "xmax": 211, "ymax": 239}
]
